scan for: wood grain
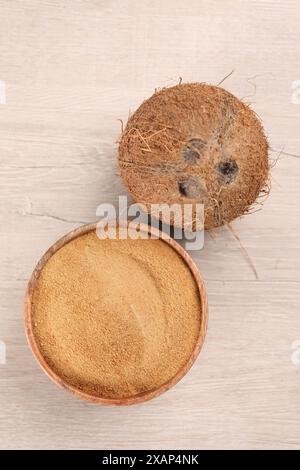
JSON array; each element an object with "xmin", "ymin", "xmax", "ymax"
[{"xmin": 0, "ymin": 0, "xmax": 300, "ymax": 450}]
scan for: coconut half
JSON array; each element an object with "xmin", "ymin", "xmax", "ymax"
[{"xmin": 118, "ymin": 83, "xmax": 269, "ymax": 230}]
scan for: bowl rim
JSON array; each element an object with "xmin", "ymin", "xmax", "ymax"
[{"xmin": 24, "ymin": 221, "xmax": 208, "ymax": 406}]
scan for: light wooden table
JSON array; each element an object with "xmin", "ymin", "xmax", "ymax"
[{"xmin": 1, "ymin": 0, "xmax": 300, "ymax": 450}]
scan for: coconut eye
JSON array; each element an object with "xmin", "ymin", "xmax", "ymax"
[
  {"xmin": 178, "ymin": 176, "xmax": 201, "ymax": 198},
  {"xmin": 182, "ymin": 139, "xmax": 206, "ymax": 164},
  {"xmin": 217, "ymin": 159, "xmax": 238, "ymax": 184}
]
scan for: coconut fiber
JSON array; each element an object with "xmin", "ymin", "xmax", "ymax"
[{"xmin": 118, "ymin": 83, "xmax": 269, "ymax": 230}]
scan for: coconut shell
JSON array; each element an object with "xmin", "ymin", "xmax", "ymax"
[{"xmin": 118, "ymin": 83, "xmax": 269, "ymax": 230}]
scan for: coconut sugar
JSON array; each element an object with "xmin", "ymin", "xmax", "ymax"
[{"xmin": 32, "ymin": 230, "xmax": 201, "ymax": 399}]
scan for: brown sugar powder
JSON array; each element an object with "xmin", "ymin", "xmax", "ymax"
[{"xmin": 31, "ymin": 230, "xmax": 202, "ymax": 399}]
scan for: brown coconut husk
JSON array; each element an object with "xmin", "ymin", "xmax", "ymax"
[{"xmin": 118, "ymin": 83, "xmax": 269, "ymax": 230}]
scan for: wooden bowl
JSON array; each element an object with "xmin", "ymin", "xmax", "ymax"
[{"xmin": 24, "ymin": 222, "xmax": 208, "ymax": 405}]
